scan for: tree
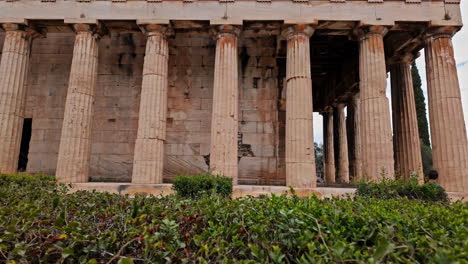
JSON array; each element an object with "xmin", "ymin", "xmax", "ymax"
[
  {"xmin": 412, "ymin": 62, "xmax": 431, "ymax": 147},
  {"xmin": 412, "ymin": 61, "xmax": 433, "ymax": 175},
  {"xmin": 314, "ymin": 142, "xmax": 324, "ymax": 181}
]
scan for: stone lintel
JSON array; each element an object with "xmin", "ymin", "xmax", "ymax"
[
  {"xmin": 64, "ymin": 18, "xmax": 98, "ymax": 25},
  {"xmin": 136, "ymin": 19, "xmax": 170, "ymax": 25},
  {"xmin": 0, "ymin": 18, "xmax": 28, "ymax": 25},
  {"xmin": 209, "ymin": 19, "xmax": 243, "ymax": 26},
  {"xmin": 0, "ymin": 1, "xmax": 462, "ymax": 27}
]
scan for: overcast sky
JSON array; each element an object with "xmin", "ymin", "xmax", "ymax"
[{"xmin": 314, "ymin": 2, "xmax": 468, "ymax": 144}]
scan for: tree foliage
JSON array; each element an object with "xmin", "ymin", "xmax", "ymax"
[
  {"xmin": 412, "ymin": 62, "xmax": 433, "ymax": 174},
  {"xmin": 411, "ymin": 62, "xmax": 431, "ymax": 147}
]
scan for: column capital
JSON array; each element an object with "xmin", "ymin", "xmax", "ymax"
[
  {"xmin": 281, "ymin": 24, "xmax": 315, "ymax": 40},
  {"xmin": 70, "ymin": 23, "xmax": 106, "ymax": 38},
  {"xmin": 424, "ymin": 26, "xmax": 459, "ymax": 42},
  {"xmin": 324, "ymin": 106, "xmax": 334, "ymax": 113},
  {"xmin": 336, "ymin": 102, "xmax": 346, "ymax": 110},
  {"xmin": 210, "ymin": 24, "xmax": 241, "ymax": 39},
  {"xmin": 353, "ymin": 25, "xmax": 389, "ymax": 41},
  {"xmin": 1, "ymin": 23, "xmax": 44, "ymax": 38},
  {"xmin": 387, "ymin": 52, "xmax": 418, "ymax": 65},
  {"xmin": 138, "ymin": 24, "xmax": 174, "ymax": 38}
]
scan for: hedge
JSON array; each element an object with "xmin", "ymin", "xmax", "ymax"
[
  {"xmin": 0, "ymin": 174, "xmax": 466, "ymax": 263},
  {"xmin": 356, "ymin": 178, "xmax": 449, "ymax": 202},
  {"xmin": 172, "ymin": 173, "xmax": 232, "ymax": 198}
]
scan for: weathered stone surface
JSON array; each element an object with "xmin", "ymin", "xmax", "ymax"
[
  {"xmin": 424, "ymin": 29, "xmax": 468, "ymax": 192},
  {"xmin": 0, "ymin": 24, "xmax": 31, "ymax": 174},
  {"xmin": 336, "ymin": 103, "xmax": 350, "ymax": 183},
  {"xmin": 358, "ymin": 26, "xmax": 395, "ymax": 181},
  {"xmin": 56, "ymin": 24, "xmax": 99, "ymax": 183},
  {"xmin": 347, "ymin": 93, "xmax": 362, "ymax": 180},
  {"xmin": 323, "ymin": 108, "xmax": 335, "ymax": 183},
  {"xmin": 209, "ymin": 25, "xmax": 241, "ymax": 183},
  {"xmin": 390, "ymin": 58, "xmax": 423, "ymax": 181},
  {"xmin": 283, "ymin": 24, "xmax": 316, "ymax": 188},
  {"xmin": 132, "ymin": 25, "xmax": 171, "ymax": 184}
]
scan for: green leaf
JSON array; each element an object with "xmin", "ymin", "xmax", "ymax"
[{"xmin": 118, "ymin": 257, "xmax": 134, "ymax": 264}]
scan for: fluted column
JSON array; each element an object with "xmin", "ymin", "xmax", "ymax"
[
  {"xmin": 282, "ymin": 25, "xmax": 316, "ymax": 188},
  {"xmin": 323, "ymin": 108, "xmax": 335, "ymax": 183},
  {"xmin": 390, "ymin": 54, "xmax": 423, "ymax": 181},
  {"xmin": 336, "ymin": 103, "xmax": 350, "ymax": 183},
  {"xmin": 210, "ymin": 25, "xmax": 241, "ymax": 183},
  {"xmin": 132, "ymin": 24, "xmax": 172, "ymax": 184},
  {"xmin": 358, "ymin": 26, "xmax": 394, "ymax": 181},
  {"xmin": 347, "ymin": 93, "xmax": 362, "ymax": 180},
  {"xmin": 0, "ymin": 24, "xmax": 32, "ymax": 174},
  {"xmin": 56, "ymin": 24, "xmax": 99, "ymax": 183},
  {"xmin": 424, "ymin": 28, "xmax": 468, "ymax": 192}
]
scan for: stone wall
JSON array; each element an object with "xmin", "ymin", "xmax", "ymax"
[{"xmin": 5, "ymin": 30, "xmax": 284, "ymax": 184}]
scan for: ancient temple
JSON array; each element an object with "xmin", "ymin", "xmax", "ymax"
[{"xmin": 0, "ymin": 0, "xmax": 466, "ymax": 192}]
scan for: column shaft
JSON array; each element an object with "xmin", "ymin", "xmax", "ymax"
[
  {"xmin": 390, "ymin": 62, "xmax": 423, "ymax": 181},
  {"xmin": 0, "ymin": 24, "xmax": 31, "ymax": 174},
  {"xmin": 210, "ymin": 25, "xmax": 240, "ymax": 183},
  {"xmin": 425, "ymin": 32, "xmax": 468, "ymax": 192},
  {"xmin": 56, "ymin": 24, "xmax": 98, "ymax": 183},
  {"xmin": 283, "ymin": 25, "xmax": 316, "ymax": 188},
  {"xmin": 132, "ymin": 25, "xmax": 170, "ymax": 184},
  {"xmin": 347, "ymin": 93, "xmax": 362, "ymax": 180},
  {"xmin": 323, "ymin": 110, "xmax": 335, "ymax": 183},
  {"xmin": 336, "ymin": 104, "xmax": 350, "ymax": 183},
  {"xmin": 359, "ymin": 27, "xmax": 395, "ymax": 180}
]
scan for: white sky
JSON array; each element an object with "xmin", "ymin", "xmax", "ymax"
[{"xmin": 314, "ymin": 2, "xmax": 468, "ymax": 144}]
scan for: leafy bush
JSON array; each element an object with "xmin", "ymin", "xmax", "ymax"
[
  {"xmin": 172, "ymin": 173, "xmax": 232, "ymax": 198},
  {"xmin": 356, "ymin": 177, "xmax": 448, "ymax": 202},
  {"xmin": 1, "ymin": 174, "xmax": 466, "ymax": 263}
]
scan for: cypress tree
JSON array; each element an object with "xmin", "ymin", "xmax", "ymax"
[{"xmin": 412, "ymin": 62, "xmax": 431, "ymax": 147}]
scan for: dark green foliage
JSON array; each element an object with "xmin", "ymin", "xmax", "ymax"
[
  {"xmin": 172, "ymin": 173, "xmax": 233, "ymax": 198},
  {"xmin": 314, "ymin": 142, "xmax": 324, "ymax": 180},
  {"xmin": 411, "ymin": 62, "xmax": 431, "ymax": 147},
  {"xmin": 420, "ymin": 141, "xmax": 434, "ymax": 176},
  {"xmin": 356, "ymin": 177, "xmax": 448, "ymax": 202},
  {"xmin": 1, "ymin": 174, "xmax": 466, "ymax": 263}
]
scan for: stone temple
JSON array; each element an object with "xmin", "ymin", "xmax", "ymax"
[{"xmin": 0, "ymin": 0, "xmax": 467, "ymax": 193}]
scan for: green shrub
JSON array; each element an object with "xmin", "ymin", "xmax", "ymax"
[
  {"xmin": 172, "ymin": 173, "xmax": 233, "ymax": 198},
  {"xmin": 356, "ymin": 177, "xmax": 448, "ymax": 202},
  {"xmin": 1, "ymin": 174, "xmax": 466, "ymax": 263}
]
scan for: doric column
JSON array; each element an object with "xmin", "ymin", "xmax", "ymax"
[
  {"xmin": 282, "ymin": 24, "xmax": 316, "ymax": 188},
  {"xmin": 390, "ymin": 54, "xmax": 423, "ymax": 181},
  {"xmin": 336, "ymin": 103, "xmax": 350, "ymax": 183},
  {"xmin": 56, "ymin": 24, "xmax": 99, "ymax": 183},
  {"xmin": 0, "ymin": 24, "xmax": 32, "ymax": 174},
  {"xmin": 347, "ymin": 93, "xmax": 362, "ymax": 180},
  {"xmin": 424, "ymin": 27, "xmax": 468, "ymax": 192},
  {"xmin": 132, "ymin": 24, "xmax": 172, "ymax": 184},
  {"xmin": 358, "ymin": 26, "xmax": 394, "ymax": 181},
  {"xmin": 323, "ymin": 108, "xmax": 335, "ymax": 183},
  {"xmin": 209, "ymin": 25, "xmax": 241, "ymax": 183}
]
